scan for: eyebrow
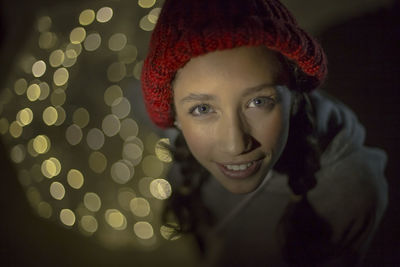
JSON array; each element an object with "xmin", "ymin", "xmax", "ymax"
[{"xmin": 179, "ymin": 83, "xmax": 276, "ymax": 104}]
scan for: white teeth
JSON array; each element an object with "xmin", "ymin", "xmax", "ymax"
[{"xmin": 225, "ymin": 162, "xmax": 253, "ymax": 171}]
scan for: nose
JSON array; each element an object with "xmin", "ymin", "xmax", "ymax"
[{"xmin": 217, "ymin": 112, "xmax": 254, "ymax": 156}]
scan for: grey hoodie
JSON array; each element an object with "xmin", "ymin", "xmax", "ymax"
[{"xmin": 200, "ymin": 90, "xmax": 388, "ymax": 266}]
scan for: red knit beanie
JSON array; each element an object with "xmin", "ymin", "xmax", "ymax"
[{"xmin": 141, "ymin": 0, "xmax": 328, "ymax": 129}]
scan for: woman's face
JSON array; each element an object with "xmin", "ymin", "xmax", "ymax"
[{"xmin": 173, "ymin": 46, "xmax": 293, "ymax": 194}]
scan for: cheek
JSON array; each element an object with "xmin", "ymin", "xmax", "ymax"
[{"xmin": 181, "ymin": 125, "xmax": 214, "ymax": 163}]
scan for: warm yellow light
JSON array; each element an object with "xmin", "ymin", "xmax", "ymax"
[
  {"xmin": 111, "ymin": 97, "xmax": 130, "ymax": 119},
  {"xmin": 50, "ymin": 89, "xmax": 66, "ymax": 106},
  {"xmin": 122, "ymin": 143, "xmax": 143, "ymax": 165},
  {"xmin": 104, "ymin": 85, "xmax": 123, "ymax": 106},
  {"xmin": 32, "ymin": 60, "xmax": 46, "ymax": 77},
  {"xmin": 130, "ymin": 197, "xmax": 150, "ymax": 217},
  {"xmin": 108, "ymin": 33, "xmax": 127, "ymax": 52},
  {"xmin": 107, "ymin": 62, "xmax": 126, "ymax": 82},
  {"xmin": 80, "ymin": 215, "xmax": 98, "ymax": 233},
  {"xmin": 96, "ymin": 7, "xmax": 113, "ymax": 23},
  {"xmin": 14, "ymin": 78, "xmax": 27, "ymax": 95},
  {"xmin": 119, "ymin": 119, "xmax": 139, "ymax": 140},
  {"xmin": 37, "ymin": 201, "xmax": 52, "ymax": 219},
  {"xmin": 49, "ymin": 49, "xmax": 65, "ymax": 67},
  {"xmin": 160, "ymin": 224, "xmax": 180, "ymax": 240},
  {"xmin": 26, "ymin": 84, "xmax": 41, "ymax": 101},
  {"xmin": 134, "ymin": 221, "xmax": 154, "ymax": 239},
  {"xmin": 37, "ymin": 16, "xmax": 52, "ymax": 32},
  {"xmin": 66, "ymin": 43, "xmax": 82, "ymax": 57},
  {"xmin": 79, "ymin": 9, "xmax": 95, "ymax": 26},
  {"xmin": 86, "ymin": 128, "xmax": 105, "ymax": 150},
  {"xmin": 55, "ymin": 106, "xmax": 66, "ymax": 126},
  {"xmin": 27, "ymin": 139, "xmax": 38, "ymax": 157},
  {"xmin": 41, "ymin": 158, "xmax": 60, "ymax": 178},
  {"xmin": 105, "ymin": 209, "xmax": 127, "ymax": 230},
  {"xmin": 26, "ymin": 187, "xmax": 42, "ymax": 207},
  {"xmin": 53, "ymin": 67, "xmax": 69, "ymax": 86},
  {"xmin": 10, "ymin": 144, "xmax": 25, "ymax": 164},
  {"xmin": 142, "ymin": 155, "xmax": 164, "ymax": 178},
  {"xmin": 38, "ymin": 82, "xmax": 50, "ymax": 100},
  {"xmin": 49, "ymin": 157, "xmax": 61, "ymax": 176},
  {"xmin": 62, "ymin": 56, "xmax": 77, "ymax": 68},
  {"xmin": 17, "ymin": 108, "xmax": 33, "ymax": 126},
  {"xmin": 138, "ymin": 0, "xmax": 156, "ymax": 8},
  {"xmin": 150, "ymin": 178, "xmax": 172, "ymax": 200},
  {"xmin": 83, "ymin": 33, "xmax": 101, "ymax": 51},
  {"xmin": 155, "ymin": 138, "xmax": 172, "ymax": 163},
  {"xmin": 60, "ymin": 209, "xmax": 76, "ymax": 226},
  {"xmin": 9, "ymin": 121, "xmax": 23, "ymax": 138},
  {"xmin": 88, "ymin": 151, "xmax": 107, "ymax": 173},
  {"xmin": 133, "ymin": 61, "xmax": 143, "ymax": 80},
  {"xmin": 72, "ymin": 107, "xmax": 90, "ymax": 128},
  {"xmin": 70, "ymin": 27, "xmax": 86, "ymax": 44},
  {"xmin": 102, "ymin": 114, "xmax": 120, "ymax": 137},
  {"xmin": 43, "ymin": 106, "xmax": 58, "ymax": 126},
  {"xmin": 118, "ymin": 45, "xmax": 138, "ymax": 64},
  {"xmin": 65, "ymin": 124, "xmax": 83, "ymax": 145},
  {"xmin": 33, "ymin": 135, "xmax": 50, "ymax": 154},
  {"xmin": 148, "ymin": 8, "xmax": 161, "ymax": 23},
  {"xmin": 67, "ymin": 169, "xmax": 84, "ymax": 189},
  {"xmin": 50, "ymin": 181, "xmax": 65, "ymax": 200},
  {"xmin": 0, "ymin": 118, "xmax": 9, "ymax": 135},
  {"xmin": 111, "ymin": 161, "xmax": 133, "ymax": 184},
  {"xmin": 39, "ymin": 32, "xmax": 57, "ymax": 49},
  {"xmin": 139, "ymin": 15, "xmax": 155, "ymax": 31},
  {"xmin": 84, "ymin": 192, "xmax": 102, "ymax": 212}
]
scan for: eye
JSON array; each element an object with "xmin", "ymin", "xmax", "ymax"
[
  {"xmin": 189, "ymin": 104, "xmax": 214, "ymax": 116},
  {"xmin": 248, "ymin": 97, "xmax": 275, "ymax": 108}
]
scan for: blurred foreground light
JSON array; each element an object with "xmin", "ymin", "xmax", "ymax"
[
  {"xmin": 133, "ymin": 61, "xmax": 143, "ymax": 80},
  {"xmin": 111, "ymin": 97, "xmax": 130, "ymax": 119},
  {"xmin": 27, "ymin": 186, "xmax": 41, "ymax": 206},
  {"xmin": 50, "ymin": 89, "xmax": 66, "ymax": 106},
  {"xmin": 10, "ymin": 144, "xmax": 26, "ymax": 164},
  {"xmin": 49, "ymin": 49, "xmax": 65, "ymax": 67},
  {"xmin": 39, "ymin": 32, "xmax": 57, "ymax": 50},
  {"xmin": 138, "ymin": 0, "xmax": 156, "ymax": 8},
  {"xmin": 150, "ymin": 179, "xmax": 172, "ymax": 200},
  {"xmin": 70, "ymin": 27, "xmax": 86, "ymax": 44},
  {"xmin": 134, "ymin": 221, "xmax": 154, "ymax": 239},
  {"xmin": 41, "ymin": 157, "xmax": 61, "ymax": 178},
  {"xmin": 108, "ymin": 33, "xmax": 127, "ymax": 52},
  {"xmin": 66, "ymin": 124, "xmax": 83, "ymax": 145},
  {"xmin": 50, "ymin": 181, "xmax": 66, "ymax": 200},
  {"xmin": 67, "ymin": 169, "xmax": 84, "ymax": 189},
  {"xmin": 129, "ymin": 197, "xmax": 150, "ymax": 217},
  {"xmin": 43, "ymin": 106, "xmax": 58, "ymax": 126},
  {"xmin": 86, "ymin": 128, "xmax": 105, "ymax": 150},
  {"xmin": 16, "ymin": 108, "xmax": 33, "ymax": 126},
  {"xmin": 102, "ymin": 114, "xmax": 120, "ymax": 137},
  {"xmin": 9, "ymin": 121, "xmax": 23, "ymax": 138},
  {"xmin": 38, "ymin": 82, "xmax": 50, "ymax": 100},
  {"xmin": 155, "ymin": 138, "xmax": 172, "ymax": 163},
  {"xmin": 119, "ymin": 118, "xmax": 139, "ymax": 140},
  {"xmin": 96, "ymin": 7, "xmax": 113, "ymax": 23},
  {"xmin": 148, "ymin": 8, "xmax": 161, "ymax": 23},
  {"xmin": 79, "ymin": 9, "xmax": 95, "ymax": 26},
  {"xmin": 60, "ymin": 209, "xmax": 76, "ymax": 226},
  {"xmin": 160, "ymin": 224, "xmax": 180, "ymax": 240},
  {"xmin": 32, "ymin": 60, "xmax": 46, "ymax": 77},
  {"xmin": 37, "ymin": 201, "xmax": 53, "ymax": 219},
  {"xmin": 80, "ymin": 215, "xmax": 98, "ymax": 233},
  {"xmin": 55, "ymin": 106, "xmax": 66, "ymax": 126},
  {"xmin": 105, "ymin": 209, "xmax": 127, "ymax": 230},
  {"xmin": 66, "ymin": 43, "xmax": 82, "ymax": 57},
  {"xmin": 33, "ymin": 134, "xmax": 51, "ymax": 154},
  {"xmin": 84, "ymin": 33, "xmax": 101, "ymax": 51},
  {"xmin": 89, "ymin": 151, "xmax": 107, "ymax": 173},
  {"xmin": 111, "ymin": 160, "xmax": 134, "ymax": 184},
  {"xmin": 27, "ymin": 84, "xmax": 41, "ymax": 101},
  {"xmin": 37, "ymin": 16, "xmax": 52, "ymax": 32},
  {"xmin": 53, "ymin": 67, "xmax": 69, "ymax": 86},
  {"xmin": 139, "ymin": 15, "xmax": 155, "ymax": 31},
  {"xmin": 84, "ymin": 192, "xmax": 102, "ymax": 212},
  {"xmin": 122, "ymin": 142, "xmax": 142, "ymax": 164},
  {"xmin": 104, "ymin": 85, "xmax": 123, "ymax": 106},
  {"xmin": 14, "ymin": 78, "xmax": 27, "ymax": 95}
]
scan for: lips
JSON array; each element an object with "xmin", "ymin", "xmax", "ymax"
[{"xmin": 216, "ymin": 158, "xmax": 264, "ymax": 179}]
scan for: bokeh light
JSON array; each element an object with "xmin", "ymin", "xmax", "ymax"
[
  {"xmin": 138, "ymin": 0, "xmax": 156, "ymax": 9},
  {"xmin": 134, "ymin": 221, "xmax": 154, "ymax": 240},
  {"xmin": 111, "ymin": 160, "xmax": 134, "ymax": 184},
  {"xmin": 70, "ymin": 27, "xmax": 86, "ymax": 44},
  {"xmin": 33, "ymin": 134, "xmax": 51, "ymax": 154},
  {"xmin": 79, "ymin": 9, "xmax": 95, "ymax": 26},
  {"xmin": 102, "ymin": 114, "xmax": 120, "ymax": 137},
  {"xmin": 104, "ymin": 85, "xmax": 123, "ymax": 106},
  {"xmin": 50, "ymin": 181, "xmax": 66, "ymax": 200},
  {"xmin": 60, "ymin": 209, "xmax": 76, "ymax": 226},
  {"xmin": 84, "ymin": 192, "xmax": 102, "ymax": 212},
  {"xmin": 150, "ymin": 179, "xmax": 172, "ymax": 200},
  {"xmin": 66, "ymin": 124, "xmax": 83, "ymax": 145},
  {"xmin": 86, "ymin": 128, "xmax": 105, "ymax": 150},
  {"xmin": 88, "ymin": 151, "xmax": 107, "ymax": 174},
  {"xmin": 53, "ymin": 67, "xmax": 69, "ymax": 86},
  {"xmin": 26, "ymin": 84, "xmax": 41, "ymax": 101},
  {"xmin": 105, "ymin": 209, "xmax": 127, "ymax": 230},
  {"xmin": 96, "ymin": 7, "xmax": 113, "ymax": 23},
  {"xmin": 14, "ymin": 78, "xmax": 28, "ymax": 95},
  {"xmin": 32, "ymin": 60, "xmax": 46, "ymax": 77},
  {"xmin": 84, "ymin": 33, "xmax": 101, "ymax": 51},
  {"xmin": 108, "ymin": 33, "xmax": 127, "ymax": 51},
  {"xmin": 10, "ymin": 144, "xmax": 26, "ymax": 164},
  {"xmin": 9, "ymin": 121, "xmax": 23, "ymax": 138},
  {"xmin": 80, "ymin": 215, "xmax": 98, "ymax": 233},
  {"xmin": 37, "ymin": 16, "xmax": 52, "ymax": 32},
  {"xmin": 43, "ymin": 106, "xmax": 58, "ymax": 126},
  {"xmin": 67, "ymin": 169, "xmax": 84, "ymax": 189},
  {"xmin": 130, "ymin": 197, "xmax": 150, "ymax": 217},
  {"xmin": 107, "ymin": 62, "xmax": 126, "ymax": 82}
]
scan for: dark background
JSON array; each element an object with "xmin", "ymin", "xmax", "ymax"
[{"xmin": 0, "ymin": 0, "xmax": 399, "ymax": 266}]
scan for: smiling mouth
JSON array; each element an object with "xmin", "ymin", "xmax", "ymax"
[{"xmin": 216, "ymin": 158, "xmax": 265, "ymax": 179}]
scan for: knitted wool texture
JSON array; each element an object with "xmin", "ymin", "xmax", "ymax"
[{"xmin": 141, "ymin": 0, "xmax": 328, "ymax": 129}]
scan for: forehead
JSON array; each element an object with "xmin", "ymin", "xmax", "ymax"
[{"xmin": 173, "ymin": 46, "xmax": 285, "ymax": 95}]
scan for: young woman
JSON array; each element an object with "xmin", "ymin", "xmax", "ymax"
[{"xmin": 141, "ymin": 0, "xmax": 388, "ymax": 266}]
